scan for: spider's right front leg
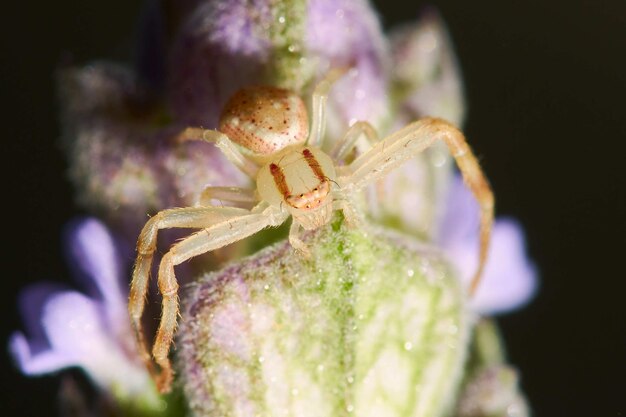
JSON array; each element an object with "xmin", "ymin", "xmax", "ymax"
[
  {"xmin": 151, "ymin": 203, "xmax": 288, "ymax": 392},
  {"xmin": 129, "ymin": 206, "xmax": 249, "ymax": 372}
]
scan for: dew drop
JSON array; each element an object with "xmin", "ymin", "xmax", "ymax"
[
  {"xmin": 264, "ymin": 284, "xmax": 270, "ymax": 291},
  {"xmin": 346, "ymin": 404, "xmax": 354, "ymax": 413},
  {"xmin": 278, "ymin": 15, "xmax": 286, "ymax": 24},
  {"xmin": 407, "ymin": 269, "xmax": 415, "ymax": 277},
  {"xmin": 404, "ymin": 341, "xmax": 413, "ymax": 351}
]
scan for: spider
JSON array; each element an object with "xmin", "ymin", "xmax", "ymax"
[{"xmin": 128, "ymin": 69, "xmax": 494, "ymax": 393}]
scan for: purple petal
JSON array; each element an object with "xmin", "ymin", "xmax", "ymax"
[
  {"xmin": 470, "ymin": 219, "xmax": 538, "ymax": 314},
  {"xmin": 10, "ymin": 290, "xmax": 110, "ymax": 376},
  {"xmin": 389, "ymin": 10, "xmax": 465, "ymax": 126},
  {"xmin": 437, "ymin": 176, "xmax": 538, "ymax": 314},
  {"xmin": 11, "ymin": 290, "xmax": 153, "ymax": 394},
  {"xmin": 436, "ymin": 175, "xmax": 481, "ymax": 248},
  {"xmin": 40, "ymin": 292, "xmax": 113, "ymax": 357},
  {"xmin": 64, "ymin": 218, "xmax": 126, "ymax": 324},
  {"xmin": 16, "ymin": 283, "xmax": 67, "ymax": 346},
  {"xmin": 306, "ymin": 0, "xmax": 390, "ymax": 134},
  {"xmin": 9, "ymin": 332, "xmax": 75, "ymax": 375},
  {"xmin": 168, "ymin": 1, "xmax": 272, "ymax": 127}
]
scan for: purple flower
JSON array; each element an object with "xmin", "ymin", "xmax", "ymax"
[
  {"xmin": 60, "ymin": 0, "xmax": 391, "ymax": 235},
  {"xmin": 389, "ymin": 10, "xmax": 465, "ymax": 127},
  {"xmin": 59, "ymin": 64, "xmax": 248, "ymax": 233},
  {"xmin": 9, "ymin": 218, "xmax": 160, "ymax": 407},
  {"xmin": 306, "ymin": 0, "xmax": 391, "ymax": 136},
  {"xmin": 437, "ymin": 175, "xmax": 538, "ymax": 315}
]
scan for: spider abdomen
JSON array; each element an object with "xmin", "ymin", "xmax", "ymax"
[{"xmin": 219, "ymin": 86, "xmax": 309, "ymax": 155}]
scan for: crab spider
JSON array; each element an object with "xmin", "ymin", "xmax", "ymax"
[{"xmin": 128, "ymin": 69, "xmax": 494, "ymax": 393}]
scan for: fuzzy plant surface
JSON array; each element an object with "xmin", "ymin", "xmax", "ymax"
[
  {"xmin": 10, "ymin": 1, "xmax": 537, "ymax": 417},
  {"xmin": 178, "ymin": 221, "xmax": 468, "ymax": 417}
]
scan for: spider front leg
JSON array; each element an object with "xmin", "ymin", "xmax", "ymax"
[
  {"xmin": 150, "ymin": 203, "xmax": 288, "ymax": 392},
  {"xmin": 176, "ymin": 127, "xmax": 259, "ymax": 178},
  {"xmin": 308, "ymin": 67, "xmax": 349, "ymax": 148},
  {"xmin": 129, "ymin": 206, "xmax": 250, "ymax": 374},
  {"xmin": 198, "ymin": 186, "xmax": 257, "ymax": 207},
  {"xmin": 331, "ymin": 121, "xmax": 379, "ymax": 163},
  {"xmin": 340, "ymin": 117, "xmax": 494, "ymax": 294},
  {"xmin": 288, "ymin": 221, "xmax": 311, "ymax": 257}
]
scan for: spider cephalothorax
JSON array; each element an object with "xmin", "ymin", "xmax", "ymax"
[{"xmin": 128, "ymin": 70, "xmax": 494, "ymax": 393}]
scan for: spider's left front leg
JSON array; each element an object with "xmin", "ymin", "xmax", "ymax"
[
  {"xmin": 331, "ymin": 121, "xmax": 379, "ymax": 164},
  {"xmin": 152, "ymin": 203, "xmax": 288, "ymax": 392},
  {"xmin": 339, "ymin": 117, "xmax": 494, "ymax": 294},
  {"xmin": 308, "ymin": 67, "xmax": 349, "ymax": 148}
]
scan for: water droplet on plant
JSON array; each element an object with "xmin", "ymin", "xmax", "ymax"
[
  {"xmin": 404, "ymin": 341, "xmax": 413, "ymax": 351},
  {"xmin": 407, "ymin": 269, "xmax": 415, "ymax": 277}
]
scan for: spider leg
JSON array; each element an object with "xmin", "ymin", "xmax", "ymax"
[
  {"xmin": 332, "ymin": 193, "xmax": 362, "ymax": 227},
  {"xmin": 129, "ymin": 206, "xmax": 250, "ymax": 377},
  {"xmin": 175, "ymin": 127, "xmax": 259, "ymax": 178},
  {"xmin": 151, "ymin": 203, "xmax": 288, "ymax": 392},
  {"xmin": 308, "ymin": 67, "xmax": 349, "ymax": 148},
  {"xmin": 197, "ymin": 186, "xmax": 257, "ymax": 207},
  {"xmin": 288, "ymin": 220, "xmax": 311, "ymax": 257},
  {"xmin": 339, "ymin": 117, "xmax": 494, "ymax": 295},
  {"xmin": 331, "ymin": 121, "xmax": 379, "ymax": 163}
]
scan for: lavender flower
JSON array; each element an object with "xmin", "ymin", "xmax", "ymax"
[
  {"xmin": 60, "ymin": 0, "xmax": 390, "ymax": 238},
  {"xmin": 59, "ymin": 64, "xmax": 248, "ymax": 233},
  {"xmin": 9, "ymin": 218, "xmax": 161, "ymax": 411},
  {"xmin": 13, "ymin": 1, "xmax": 538, "ymax": 416}
]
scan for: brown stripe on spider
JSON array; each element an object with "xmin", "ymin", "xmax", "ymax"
[
  {"xmin": 269, "ymin": 163, "xmax": 291, "ymax": 200},
  {"xmin": 274, "ymin": 148, "xmax": 331, "ymax": 210},
  {"xmin": 302, "ymin": 148, "xmax": 327, "ymax": 182}
]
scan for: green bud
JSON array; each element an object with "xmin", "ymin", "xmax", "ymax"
[{"xmin": 177, "ymin": 222, "xmax": 469, "ymax": 417}]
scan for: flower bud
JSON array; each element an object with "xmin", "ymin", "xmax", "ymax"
[{"xmin": 178, "ymin": 223, "xmax": 469, "ymax": 417}]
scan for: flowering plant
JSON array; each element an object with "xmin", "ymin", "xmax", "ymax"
[{"xmin": 11, "ymin": 1, "xmax": 537, "ymax": 416}]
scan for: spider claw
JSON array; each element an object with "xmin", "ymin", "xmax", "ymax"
[{"xmin": 155, "ymin": 368, "xmax": 174, "ymax": 394}]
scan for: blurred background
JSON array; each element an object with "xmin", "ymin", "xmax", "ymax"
[{"xmin": 1, "ymin": 0, "xmax": 624, "ymax": 416}]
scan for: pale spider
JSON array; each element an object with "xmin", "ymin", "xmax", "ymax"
[{"xmin": 128, "ymin": 70, "xmax": 494, "ymax": 393}]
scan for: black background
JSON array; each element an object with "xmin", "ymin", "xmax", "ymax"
[{"xmin": 2, "ymin": 1, "xmax": 625, "ymax": 416}]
